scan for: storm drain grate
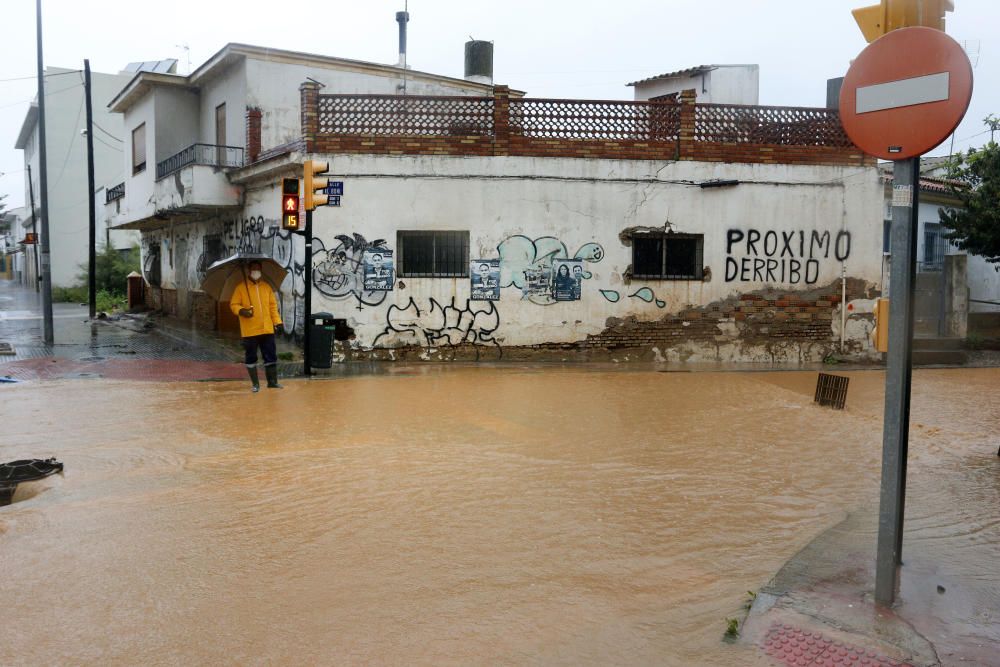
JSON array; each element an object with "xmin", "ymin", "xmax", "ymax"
[{"xmin": 815, "ymin": 373, "xmax": 849, "ymax": 410}]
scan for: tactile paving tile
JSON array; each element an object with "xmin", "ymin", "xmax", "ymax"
[{"xmin": 761, "ymin": 623, "xmax": 914, "ymax": 667}]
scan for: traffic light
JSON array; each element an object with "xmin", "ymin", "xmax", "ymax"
[
  {"xmin": 852, "ymin": 0, "xmax": 954, "ymax": 42},
  {"xmin": 303, "ymin": 159, "xmax": 330, "ymax": 211},
  {"xmin": 281, "ymin": 177, "xmax": 301, "ymax": 231}
]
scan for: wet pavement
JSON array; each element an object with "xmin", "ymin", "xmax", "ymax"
[
  {"xmin": 0, "ymin": 279, "xmax": 298, "ymax": 381},
  {"xmin": 2, "ymin": 279, "xmax": 999, "ymax": 665}
]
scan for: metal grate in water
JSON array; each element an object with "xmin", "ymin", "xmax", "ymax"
[{"xmin": 814, "ymin": 373, "xmax": 849, "ymax": 410}]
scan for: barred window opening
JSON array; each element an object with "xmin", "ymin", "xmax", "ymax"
[
  {"xmin": 632, "ymin": 234, "xmax": 704, "ymax": 280},
  {"xmin": 398, "ymin": 230, "xmax": 470, "ymax": 277}
]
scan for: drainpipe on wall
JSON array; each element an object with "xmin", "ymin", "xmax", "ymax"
[{"xmin": 840, "ymin": 263, "xmax": 847, "ymax": 353}]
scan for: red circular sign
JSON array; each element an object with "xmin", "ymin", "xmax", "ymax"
[{"xmin": 839, "ymin": 27, "xmax": 973, "ymax": 161}]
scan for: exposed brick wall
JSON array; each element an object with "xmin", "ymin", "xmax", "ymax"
[
  {"xmin": 191, "ymin": 292, "xmax": 217, "ymax": 331},
  {"xmin": 246, "ymin": 107, "xmax": 262, "ymax": 163},
  {"xmin": 582, "ymin": 280, "xmax": 866, "ymax": 351},
  {"xmin": 313, "ymin": 135, "xmax": 494, "ymax": 157},
  {"xmin": 144, "ymin": 284, "xmax": 160, "ymax": 311},
  {"xmin": 300, "ymin": 82, "xmax": 320, "ymax": 153},
  {"xmin": 160, "ymin": 288, "xmax": 178, "ymax": 317}
]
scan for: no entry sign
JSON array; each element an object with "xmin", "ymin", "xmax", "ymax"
[{"xmin": 839, "ymin": 27, "xmax": 973, "ymax": 161}]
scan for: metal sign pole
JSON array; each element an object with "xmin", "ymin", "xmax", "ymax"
[
  {"xmin": 875, "ymin": 157, "xmax": 920, "ymax": 606},
  {"xmin": 303, "ymin": 208, "xmax": 313, "ymax": 377}
]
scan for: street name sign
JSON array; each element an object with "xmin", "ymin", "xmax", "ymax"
[
  {"xmin": 839, "ymin": 26, "xmax": 973, "ymax": 160},
  {"xmin": 325, "ymin": 180, "xmax": 344, "ymax": 196}
]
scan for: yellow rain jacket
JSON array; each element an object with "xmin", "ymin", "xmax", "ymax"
[{"xmin": 230, "ymin": 278, "xmax": 282, "ymax": 338}]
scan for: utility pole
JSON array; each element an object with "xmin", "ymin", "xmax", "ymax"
[
  {"xmin": 84, "ymin": 59, "xmax": 96, "ymax": 319},
  {"xmin": 35, "ymin": 0, "xmax": 54, "ymax": 344},
  {"xmin": 27, "ymin": 164, "xmax": 39, "ymax": 292}
]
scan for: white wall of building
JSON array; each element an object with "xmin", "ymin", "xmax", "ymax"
[
  {"xmin": 16, "ymin": 67, "xmax": 133, "ymax": 287},
  {"xmin": 244, "ymin": 55, "xmax": 490, "ymax": 153},
  {"xmin": 154, "ymin": 87, "xmax": 200, "ymax": 163},
  {"xmin": 633, "ymin": 65, "xmax": 759, "ymax": 104},
  {"xmin": 129, "ymin": 154, "xmax": 885, "ymax": 361},
  {"xmin": 123, "ymin": 92, "xmax": 156, "ymax": 223}
]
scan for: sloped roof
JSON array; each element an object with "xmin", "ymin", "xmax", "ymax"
[{"xmin": 627, "ymin": 65, "xmax": 714, "ymax": 87}]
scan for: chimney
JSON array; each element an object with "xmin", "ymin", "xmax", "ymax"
[
  {"xmin": 464, "ymin": 40, "xmax": 493, "ymax": 85},
  {"xmin": 396, "ymin": 11, "xmax": 410, "ymax": 68}
]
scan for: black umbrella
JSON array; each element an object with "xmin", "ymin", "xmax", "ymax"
[{"xmin": 200, "ymin": 253, "xmax": 288, "ymax": 301}]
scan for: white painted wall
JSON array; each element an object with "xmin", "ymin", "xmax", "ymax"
[
  {"xmin": 244, "ymin": 56, "xmax": 490, "ymax": 153},
  {"xmin": 915, "ymin": 199, "xmax": 1000, "ymax": 313},
  {"xmin": 17, "ymin": 67, "xmax": 133, "ymax": 286},
  {"xmin": 633, "ymin": 65, "xmax": 759, "ymax": 104},
  {"xmin": 123, "ymin": 92, "xmax": 156, "ymax": 223},
  {"xmin": 198, "ymin": 59, "xmax": 247, "ymax": 149},
  {"xmin": 196, "ymin": 154, "xmax": 880, "ymax": 359},
  {"xmin": 154, "ymin": 87, "xmax": 200, "ymax": 162}
]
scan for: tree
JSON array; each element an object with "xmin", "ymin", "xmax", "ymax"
[{"xmin": 940, "ymin": 119, "xmax": 1000, "ymax": 269}]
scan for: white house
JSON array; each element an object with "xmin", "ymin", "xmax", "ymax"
[
  {"xmin": 628, "ymin": 64, "xmax": 759, "ymax": 105},
  {"xmin": 15, "ymin": 65, "xmax": 141, "ymax": 288},
  {"xmin": 106, "ymin": 43, "xmax": 884, "ymax": 364}
]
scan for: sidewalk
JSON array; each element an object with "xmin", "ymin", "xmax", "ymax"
[{"xmin": 0, "ymin": 279, "xmax": 297, "ymax": 382}]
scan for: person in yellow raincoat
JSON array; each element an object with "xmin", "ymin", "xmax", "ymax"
[{"xmin": 230, "ymin": 261, "xmax": 284, "ymax": 392}]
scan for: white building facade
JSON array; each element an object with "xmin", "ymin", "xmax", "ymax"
[
  {"xmin": 15, "ymin": 66, "xmax": 140, "ymax": 288},
  {"xmin": 108, "ymin": 44, "xmax": 885, "ymax": 363}
]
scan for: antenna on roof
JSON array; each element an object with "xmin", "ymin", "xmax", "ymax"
[{"xmin": 175, "ymin": 43, "xmax": 192, "ymax": 75}]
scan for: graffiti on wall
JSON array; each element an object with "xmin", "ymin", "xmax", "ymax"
[
  {"xmin": 725, "ymin": 228, "xmax": 851, "ymax": 285},
  {"xmin": 497, "ymin": 235, "xmax": 604, "ymax": 305},
  {"xmin": 372, "ymin": 297, "xmax": 501, "ymax": 356},
  {"xmin": 312, "ymin": 233, "xmax": 390, "ymax": 310}
]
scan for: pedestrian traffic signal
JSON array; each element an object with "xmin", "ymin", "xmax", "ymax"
[
  {"xmin": 852, "ymin": 0, "xmax": 954, "ymax": 43},
  {"xmin": 281, "ymin": 177, "xmax": 301, "ymax": 231},
  {"xmin": 303, "ymin": 159, "xmax": 330, "ymax": 211}
]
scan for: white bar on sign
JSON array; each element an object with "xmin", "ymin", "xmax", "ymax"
[{"xmin": 856, "ymin": 72, "xmax": 950, "ymax": 114}]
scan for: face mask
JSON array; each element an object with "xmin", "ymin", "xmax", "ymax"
[{"xmin": 250, "ymin": 270, "xmax": 262, "ymax": 281}]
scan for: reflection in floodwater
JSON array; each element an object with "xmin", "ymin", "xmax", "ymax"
[{"xmin": 1, "ymin": 367, "xmax": 997, "ymax": 665}]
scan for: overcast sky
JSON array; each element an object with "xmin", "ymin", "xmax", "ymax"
[{"xmin": 2, "ymin": 0, "xmax": 997, "ymax": 210}]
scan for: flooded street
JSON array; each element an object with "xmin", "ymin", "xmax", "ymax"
[{"xmin": 1, "ymin": 367, "xmax": 998, "ymax": 665}]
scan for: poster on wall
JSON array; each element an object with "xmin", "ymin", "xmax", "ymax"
[
  {"xmin": 362, "ymin": 249, "xmax": 394, "ymax": 291},
  {"xmin": 470, "ymin": 259, "xmax": 501, "ymax": 301},
  {"xmin": 553, "ymin": 259, "xmax": 583, "ymax": 301},
  {"xmin": 521, "ymin": 266, "xmax": 552, "ymax": 300}
]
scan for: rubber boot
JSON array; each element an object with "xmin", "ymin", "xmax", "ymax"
[
  {"xmin": 247, "ymin": 365, "xmax": 260, "ymax": 393},
  {"xmin": 265, "ymin": 364, "xmax": 283, "ymax": 389}
]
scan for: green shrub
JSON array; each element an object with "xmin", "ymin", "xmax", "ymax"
[
  {"xmin": 76, "ymin": 243, "xmax": 140, "ymax": 295},
  {"xmin": 51, "ymin": 285, "xmax": 88, "ymax": 303},
  {"xmin": 95, "ymin": 290, "xmax": 126, "ymax": 313}
]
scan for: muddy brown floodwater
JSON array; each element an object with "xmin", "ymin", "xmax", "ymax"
[{"xmin": 1, "ymin": 367, "xmax": 997, "ymax": 665}]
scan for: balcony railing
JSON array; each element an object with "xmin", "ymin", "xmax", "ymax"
[
  {"xmin": 106, "ymin": 182, "xmax": 125, "ymax": 203},
  {"xmin": 156, "ymin": 143, "xmax": 244, "ymax": 180}
]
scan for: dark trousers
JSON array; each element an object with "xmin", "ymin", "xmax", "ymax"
[{"xmin": 243, "ymin": 334, "xmax": 277, "ymax": 367}]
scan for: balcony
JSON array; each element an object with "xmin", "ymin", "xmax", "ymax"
[
  {"xmin": 156, "ymin": 143, "xmax": 244, "ymax": 180},
  {"xmin": 112, "ymin": 143, "xmax": 244, "ymax": 229},
  {"xmin": 106, "ymin": 182, "xmax": 125, "ymax": 204}
]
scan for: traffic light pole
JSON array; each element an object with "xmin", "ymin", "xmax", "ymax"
[
  {"xmin": 303, "ymin": 208, "xmax": 313, "ymax": 377},
  {"xmin": 875, "ymin": 157, "xmax": 920, "ymax": 606}
]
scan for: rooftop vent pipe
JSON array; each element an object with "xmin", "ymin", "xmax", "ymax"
[{"xmin": 396, "ymin": 11, "xmax": 410, "ymax": 68}]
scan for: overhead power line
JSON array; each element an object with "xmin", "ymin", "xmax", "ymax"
[{"xmin": 0, "ymin": 69, "xmax": 82, "ymax": 83}]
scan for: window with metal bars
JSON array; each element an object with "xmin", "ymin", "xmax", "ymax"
[
  {"xmin": 397, "ymin": 230, "xmax": 470, "ymax": 277},
  {"xmin": 632, "ymin": 233, "xmax": 704, "ymax": 280}
]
